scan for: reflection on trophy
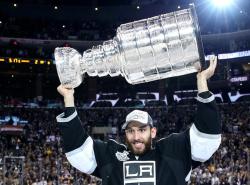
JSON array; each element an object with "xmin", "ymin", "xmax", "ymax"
[{"xmin": 55, "ymin": 7, "xmax": 204, "ymax": 88}]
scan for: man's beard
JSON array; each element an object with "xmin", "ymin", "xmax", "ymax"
[{"xmin": 125, "ymin": 136, "xmax": 152, "ymax": 155}]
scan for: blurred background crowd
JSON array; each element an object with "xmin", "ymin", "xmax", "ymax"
[{"xmin": 0, "ymin": 101, "xmax": 249, "ymax": 184}]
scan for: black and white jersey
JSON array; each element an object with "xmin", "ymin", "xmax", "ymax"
[{"xmin": 56, "ymin": 91, "xmax": 221, "ymax": 185}]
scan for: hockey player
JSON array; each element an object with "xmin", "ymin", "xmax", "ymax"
[{"xmin": 56, "ymin": 56, "xmax": 221, "ymax": 185}]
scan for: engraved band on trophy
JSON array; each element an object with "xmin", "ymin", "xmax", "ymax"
[{"xmin": 54, "ymin": 7, "xmax": 204, "ymax": 88}]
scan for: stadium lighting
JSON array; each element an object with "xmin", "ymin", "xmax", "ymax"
[
  {"xmin": 136, "ymin": 6, "xmax": 140, "ymax": 10},
  {"xmin": 212, "ymin": 0, "xmax": 233, "ymax": 8},
  {"xmin": 177, "ymin": 5, "xmax": 181, "ymax": 9}
]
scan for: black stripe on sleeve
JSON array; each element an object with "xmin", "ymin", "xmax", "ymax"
[
  {"xmin": 58, "ymin": 107, "xmax": 89, "ymax": 153},
  {"xmin": 195, "ymin": 91, "xmax": 221, "ymax": 134}
]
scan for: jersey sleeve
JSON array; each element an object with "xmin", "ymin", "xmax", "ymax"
[
  {"xmin": 56, "ymin": 107, "xmax": 97, "ymax": 174},
  {"xmin": 190, "ymin": 91, "xmax": 221, "ymax": 162},
  {"xmin": 57, "ymin": 107, "xmax": 123, "ymax": 178},
  {"xmin": 156, "ymin": 91, "xmax": 221, "ymax": 182}
]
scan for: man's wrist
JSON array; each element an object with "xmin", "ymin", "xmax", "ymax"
[
  {"xmin": 64, "ymin": 96, "xmax": 75, "ymax": 107},
  {"xmin": 197, "ymin": 77, "xmax": 209, "ymax": 93}
]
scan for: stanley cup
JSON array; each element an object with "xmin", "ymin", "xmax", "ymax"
[{"xmin": 55, "ymin": 7, "xmax": 204, "ymax": 88}]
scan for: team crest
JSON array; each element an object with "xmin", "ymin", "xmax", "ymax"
[
  {"xmin": 123, "ymin": 161, "xmax": 156, "ymax": 185},
  {"xmin": 115, "ymin": 151, "xmax": 130, "ymax": 161}
]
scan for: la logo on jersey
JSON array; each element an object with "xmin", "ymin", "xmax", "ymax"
[{"xmin": 123, "ymin": 161, "xmax": 156, "ymax": 185}]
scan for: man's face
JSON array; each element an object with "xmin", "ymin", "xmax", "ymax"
[{"xmin": 125, "ymin": 121, "xmax": 157, "ymax": 155}]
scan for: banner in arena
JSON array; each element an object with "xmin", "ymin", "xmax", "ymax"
[
  {"xmin": 0, "ymin": 57, "xmax": 52, "ymax": 65},
  {"xmin": 205, "ymin": 50, "xmax": 250, "ymax": 60},
  {"xmin": 0, "ymin": 125, "xmax": 24, "ymax": 135},
  {"xmin": 230, "ymin": 76, "xmax": 248, "ymax": 83},
  {"xmin": 1, "ymin": 50, "xmax": 250, "ymax": 65}
]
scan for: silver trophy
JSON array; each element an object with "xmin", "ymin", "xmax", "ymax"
[{"xmin": 55, "ymin": 7, "xmax": 204, "ymax": 88}]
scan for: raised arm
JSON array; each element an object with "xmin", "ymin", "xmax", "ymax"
[
  {"xmin": 56, "ymin": 85, "xmax": 97, "ymax": 174},
  {"xmin": 190, "ymin": 56, "xmax": 221, "ymax": 162}
]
